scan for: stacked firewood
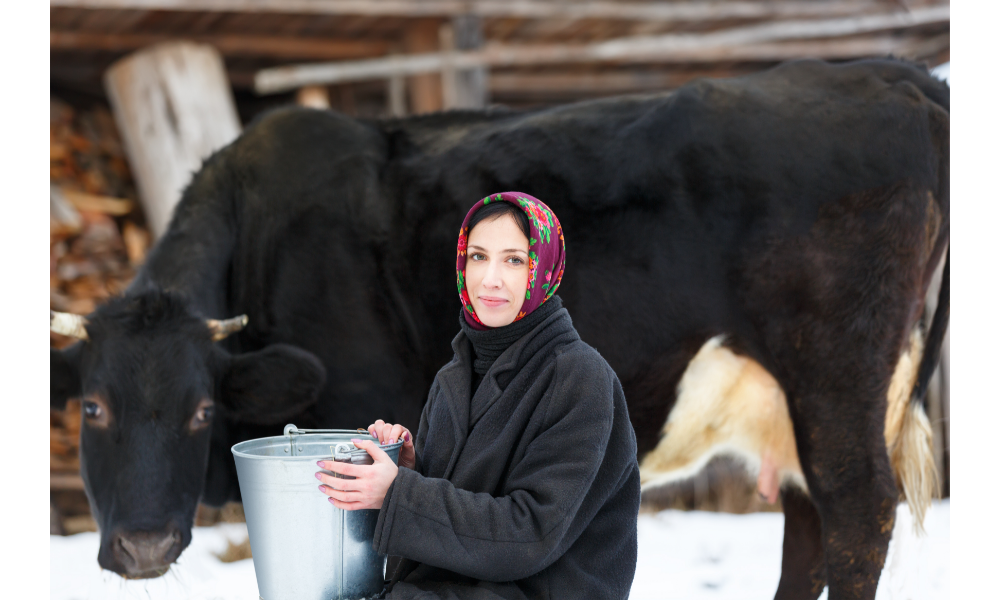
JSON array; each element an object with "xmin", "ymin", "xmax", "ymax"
[
  {"xmin": 50, "ymin": 96, "xmax": 151, "ymax": 534},
  {"xmin": 50, "ymin": 97, "xmax": 150, "ymax": 335}
]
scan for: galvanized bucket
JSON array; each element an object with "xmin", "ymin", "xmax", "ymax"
[{"xmin": 232, "ymin": 425, "xmax": 404, "ymax": 600}]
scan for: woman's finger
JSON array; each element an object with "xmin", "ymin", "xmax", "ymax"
[
  {"xmin": 380, "ymin": 424, "xmax": 395, "ymax": 444},
  {"xmin": 329, "ymin": 497, "xmax": 367, "ymax": 511},
  {"xmin": 352, "ymin": 438, "xmax": 392, "ymax": 463},
  {"xmin": 316, "ymin": 472, "xmax": 363, "ymax": 491},
  {"xmin": 321, "ymin": 486, "xmax": 361, "ymax": 503},
  {"xmin": 322, "ymin": 459, "xmax": 364, "ymax": 479},
  {"xmin": 318, "ymin": 484, "xmax": 360, "ymax": 499},
  {"xmin": 389, "ymin": 424, "xmax": 406, "ymax": 443},
  {"xmin": 369, "ymin": 420, "xmax": 386, "ymax": 442}
]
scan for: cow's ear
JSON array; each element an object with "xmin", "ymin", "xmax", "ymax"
[
  {"xmin": 216, "ymin": 344, "xmax": 326, "ymax": 424},
  {"xmin": 51, "ymin": 344, "xmax": 82, "ymax": 409}
]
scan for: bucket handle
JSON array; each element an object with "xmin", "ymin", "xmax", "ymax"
[{"xmin": 283, "ymin": 424, "xmax": 371, "ymax": 437}]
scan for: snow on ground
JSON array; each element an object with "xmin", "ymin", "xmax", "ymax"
[
  {"xmin": 931, "ymin": 62, "xmax": 950, "ymax": 84},
  {"xmin": 50, "ymin": 501, "xmax": 948, "ymax": 600},
  {"xmin": 50, "ymin": 523, "xmax": 258, "ymax": 600},
  {"xmin": 630, "ymin": 500, "xmax": 949, "ymax": 600}
]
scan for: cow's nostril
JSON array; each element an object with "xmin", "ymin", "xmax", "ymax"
[
  {"xmin": 163, "ymin": 529, "xmax": 183, "ymax": 563},
  {"xmin": 113, "ymin": 533, "xmax": 138, "ymax": 572},
  {"xmin": 113, "ymin": 529, "xmax": 182, "ymax": 577}
]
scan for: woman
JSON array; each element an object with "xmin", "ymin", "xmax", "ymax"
[{"xmin": 315, "ymin": 192, "xmax": 640, "ymax": 599}]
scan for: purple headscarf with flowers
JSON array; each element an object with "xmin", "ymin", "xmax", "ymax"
[{"xmin": 456, "ymin": 191, "xmax": 566, "ymax": 331}]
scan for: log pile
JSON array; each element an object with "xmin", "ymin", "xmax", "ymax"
[
  {"xmin": 50, "ymin": 97, "xmax": 149, "ymax": 330},
  {"xmin": 50, "ymin": 96, "xmax": 151, "ymax": 534}
]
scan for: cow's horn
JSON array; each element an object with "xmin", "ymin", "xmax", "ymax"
[
  {"xmin": 206, "ymin": 315, "xmax": 249, "ymax": 341},
  {"xmin": 50, "ymin": 310, "xmax": 89, "ymax": 340}
]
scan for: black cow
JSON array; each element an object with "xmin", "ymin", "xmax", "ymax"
[{"xmin": 50, "ymin": 58, "xmax": 948, "ymax": 599}]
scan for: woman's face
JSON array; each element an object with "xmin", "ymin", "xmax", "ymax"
[{"xmin": 465, "ymin": 214, "xmax": 531, "ymax": 327}]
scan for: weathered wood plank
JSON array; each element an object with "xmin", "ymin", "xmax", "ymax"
[
  {"xmin": 50, "ymin": 1, "xmax": 900, "ymax": 23},
  {"xmin": 104, "ymin": 41, "xmax": 241, "ymax": 238},
  {"xmin": 51, "ymin": 30, "xmax": 389, "ymax": 59}
]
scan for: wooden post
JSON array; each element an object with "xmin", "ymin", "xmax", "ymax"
[
  {"xmin": 387, "ymin": 69, "xmax": 407, "ymax": 117},
  {"xmin": 404, "ymin": 21, "xmax": 443, "ymax": 114},
  {"xmin": 104, "ymin": 41, "xmax": 241, "ymax": 239},
  {"xmin": 451, "ymin": 15, "xmax": 488, "ymax": 108},
  {"xmin": 439, "ymin": 24, "xmax": 459, "ymax": 109}
]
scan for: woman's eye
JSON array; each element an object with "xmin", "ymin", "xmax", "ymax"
[
  {"xmin": 508, "ymin": 257, "xmax": 524, "ymax": 265},
  {"xmin": 471, "ymin": 253, "xmax": 485, "ymax": 261},
  {"xmin": 83, "ymin": 401, "xmax": 102, "ymax": 419}
]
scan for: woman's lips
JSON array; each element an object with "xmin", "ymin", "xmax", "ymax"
[{"xmin": 478, "ymin": 296, "xmax": 508, "ymax": 308}]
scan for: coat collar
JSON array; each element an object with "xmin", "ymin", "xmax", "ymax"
[{"xmin": 446, "ymin": 307, "xmax": 579, "ymax": 430}]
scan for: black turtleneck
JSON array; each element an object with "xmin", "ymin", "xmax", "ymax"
[{"xmin": 459, "ymin": 295, "xmax": 564, "ymax": 394}]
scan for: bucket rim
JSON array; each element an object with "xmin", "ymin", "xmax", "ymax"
[{"xmin": 231, "ymin": 431, "xmax": 404, "ymax": 460}]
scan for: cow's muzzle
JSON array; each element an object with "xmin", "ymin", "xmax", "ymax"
[{"xmin": 102, "ymin": 527, "xmax": 183, "ymax": 578}]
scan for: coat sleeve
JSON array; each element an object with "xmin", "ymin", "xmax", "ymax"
[
  {"xmin": 408, "ymin": 376, "xmax": 438, "ymax": 473},
  {"xmin": 372, "ymin": 352, "xmax": 617, "ymax": 582}
]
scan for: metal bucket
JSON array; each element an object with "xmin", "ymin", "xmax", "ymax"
[{"xmin": 232, "ymin": 425, "xmax": 404, "ymax": 600}]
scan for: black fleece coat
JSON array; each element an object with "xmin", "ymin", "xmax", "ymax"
[{"xmin": 373, "ymin": 306, "xmax": 640, "ymax": 599}]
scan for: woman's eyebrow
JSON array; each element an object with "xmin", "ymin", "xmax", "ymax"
[{"xmin": 468, "ymin": 245, "xmax": 528, "ymax": 255}]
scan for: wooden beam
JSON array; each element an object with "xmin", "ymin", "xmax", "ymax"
[
  {"xmin": 488, "ymin": 33, "xmax": 950, "ymax": 97},
  {"xmin": 589, "ymin": 7, "xmax": 949, "ymax": 60},
  {"xmin": 255, "ymin": 6, "xmax": 949, "ymax": 93},
  {"xmin": 51, "ymin": 30, "xmax": 389, "ymax": 60},
  {"xmin": 489, "ymin": 71, "xmax": 731, "ymax": 96},
  {"xmin": 50, "ymin": 1, "xmax": 904, "ymax": 22}
]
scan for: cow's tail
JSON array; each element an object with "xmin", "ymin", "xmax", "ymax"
[{"xmin": 888, "ymin": 247, "xmax": 948, "ymax": 534}]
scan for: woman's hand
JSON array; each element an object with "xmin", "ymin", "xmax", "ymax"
[
  {"xmin": 367, "ymin": 419, "xmax": 416, "ymax": 470},
  {"xmin": 316, "ymin": 439, "xmax": 398, "ymax": 511}
]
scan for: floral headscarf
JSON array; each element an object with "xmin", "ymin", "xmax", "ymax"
[{"xmin": 456, "ymin": 191, "xmax": 566, "ymax": 330}]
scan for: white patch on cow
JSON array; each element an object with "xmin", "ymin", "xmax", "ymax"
[
  {"xmin": 639, "ymin": 330, "xmax": 937, "ymax": 532},
  {"xmin": 638, "ymin": 336, "xmax": 806, "ymax": 496}
]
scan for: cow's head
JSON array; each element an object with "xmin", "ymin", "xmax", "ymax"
[{"xmin": 50, "ymin": 289, "xmax": 325, "ymax": 578}]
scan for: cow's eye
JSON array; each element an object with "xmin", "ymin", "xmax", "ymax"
[
  {"xmin": 196, "ymin": 405, "xmax": 214, "ymax": 423},
  {"xmin": 81, "ymin": 396, "xmax": 111, "ymax": 428},
  {"xmin": 190, "ymin": 400, "xmax": 215, "ymax": 432},
  {"xmin": 83, "ymin": 401, "xmax": 102, "ymax": 420}
]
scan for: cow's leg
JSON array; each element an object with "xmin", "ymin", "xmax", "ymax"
[
  {"xmin": 775, "ymin": 486, "xmax": 826, "ymax": 600},
  {"xmin": 740, "ymin": 183, "xmax": 942, "ymax": 599},
  {"xmin": 791, "ymin": 389, "xmax": 897, "ymax": 600}
]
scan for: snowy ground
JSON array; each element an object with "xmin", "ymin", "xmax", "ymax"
[
  {"xmin": 630, "ymin": 501, "xmax": 949, "ymax": 600},
  {"xmin": 49, "ymin": 500, "xmax": 948, "ymax": 600}
]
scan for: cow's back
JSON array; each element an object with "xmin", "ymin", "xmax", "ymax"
[{"xmin": 382, "ymin": 58, "xmax": 949, "ymax": 380}]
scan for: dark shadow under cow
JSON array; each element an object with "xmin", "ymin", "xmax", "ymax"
[{"xmin": 50, "ymin": 58, "xmax": 948, "ymax": 600}]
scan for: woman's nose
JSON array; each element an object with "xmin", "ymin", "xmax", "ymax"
[{"xmin": 482, "ymin": 264, "xmax": 503, "ymax": 289}]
